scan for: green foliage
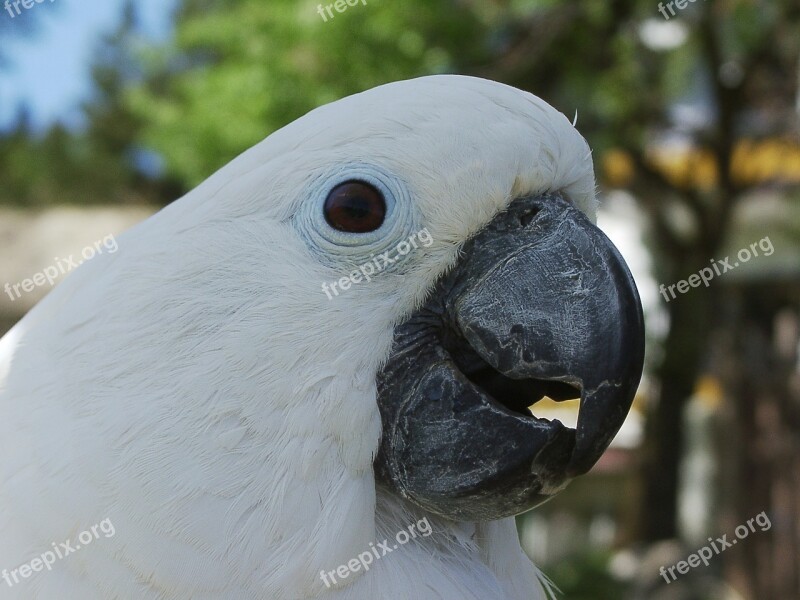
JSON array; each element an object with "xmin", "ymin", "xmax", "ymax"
[
  {"xmin": 546, "ymin": 550, "xmax": 629, "ymax": 600},
  {"xmin": 0, "ymin": 118, "xmax": 131, "ymax": 207},
  {"xmin": 127, "ymin": 0, "xmax": 488, "ymax": 186},
  {"xmin": 0, "ymin": 1, "xmax": 181, "ymax": 208},
  {"xmin": 6, "ymin": 0, "xmax": 798, "ymax": 204},
  {"xmin": 128, "ymin": 0, "xmax": 800, "ymax": 192}
]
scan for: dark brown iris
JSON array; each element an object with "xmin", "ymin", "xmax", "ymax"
[{"xmin": 323, "ymin": 181, "xmax": 386, "ymax": 233}]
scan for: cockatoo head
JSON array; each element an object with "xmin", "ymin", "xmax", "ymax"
[
  {"xmin": 222, "ymin": 74, "xmax": 645, "ymax": 522},
  {"xmin": 1, "ymin": 75, "xmax": 644, "ymax": 597}
]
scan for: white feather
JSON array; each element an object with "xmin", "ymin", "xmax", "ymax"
[{"xmin": 0, "ymin": 75, "xmax": 595, "ymax": 599}]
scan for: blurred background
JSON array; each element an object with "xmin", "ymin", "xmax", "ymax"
[{"xmin": 1, "ymin": 0, "xmax": 798, "ymax": 598}]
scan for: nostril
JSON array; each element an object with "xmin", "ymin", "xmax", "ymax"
[{"xmin": 518, "ymin": 207, "xmax": 540, "ymax": 228}]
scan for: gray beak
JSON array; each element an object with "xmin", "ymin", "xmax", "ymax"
[{"xmin": 375, "ymin": 192, "xmax": 645, "ymax": 521}]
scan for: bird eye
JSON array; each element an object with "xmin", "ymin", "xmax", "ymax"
[{"xmin": 323, "ymin": 181, "xmax": 387, "ymax": 233}]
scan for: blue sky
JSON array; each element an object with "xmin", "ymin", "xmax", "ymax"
[{"xmin": 0, "ymin": 0, "xmax": 176, "ymax": 131}]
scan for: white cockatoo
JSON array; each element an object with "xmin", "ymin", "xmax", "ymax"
[{"xmin": 0, "ymin": 75, "xmax": 644, "ymax": 599}]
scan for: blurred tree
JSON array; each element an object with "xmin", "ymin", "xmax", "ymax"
[
  {"xmin": 82, "ymin": 1, "xmax": 146, "ymax": 182},
  {"xmin": 0, "ymin": 1, "xmax": 181, "ymax": 207},
  {"xmin": 0, "ymin": 113, "xmax": 125, "ymax": 206},
  {"xmin": 126, "ymin": 0, "xmax": 488, "ymax": 185},
  {"xmin": 81, "ymin": 0, "xmax": 184, "ymax": 203}
]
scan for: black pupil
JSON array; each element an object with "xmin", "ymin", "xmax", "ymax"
[
  {"xmin": 342, "ymin": 197, "xmax": 371, "ymax": 219},
  {"xmin": 324, "ymin": 181, "xmax": 386, "ymax": 233}
]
